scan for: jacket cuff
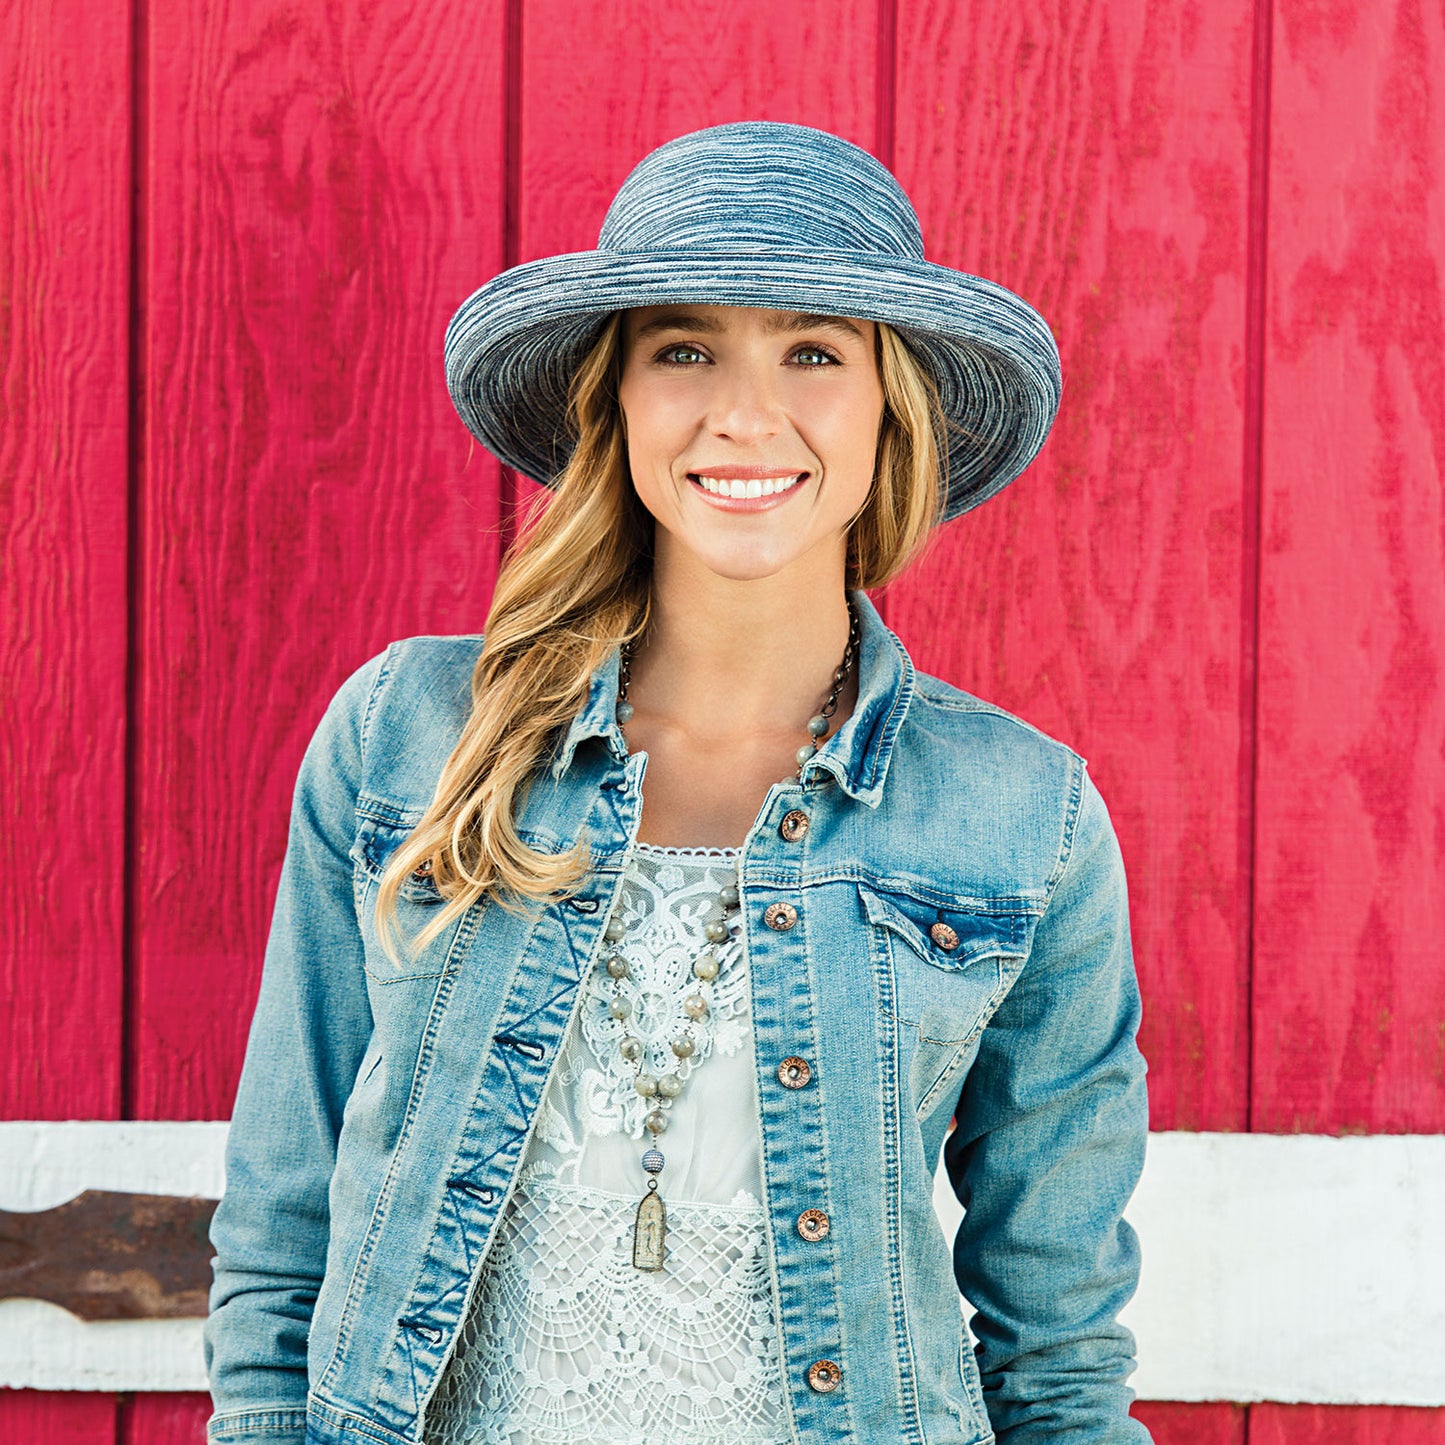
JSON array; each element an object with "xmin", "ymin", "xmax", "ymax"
[{"xmin": 207, "ymin": 1407, "xmax": 309, "ymax": 1443}]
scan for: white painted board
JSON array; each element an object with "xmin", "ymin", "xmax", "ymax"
[{"xmin": 4, "ymin": 1123, "xmax": 1444, "ymax": 1401}]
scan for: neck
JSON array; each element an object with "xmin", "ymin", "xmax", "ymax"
[{"xmin": 625, "ymin": 563, "xmax": 860, "ymax": 745}]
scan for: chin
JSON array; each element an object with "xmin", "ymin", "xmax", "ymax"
[{"xmin": 690, "ymin": 544, "xmax": 803, "ymax": 584}]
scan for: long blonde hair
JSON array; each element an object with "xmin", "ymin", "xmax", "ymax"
[{"xmin": 375, "ymin": 313, "xmax": 947, "ymax": 963}]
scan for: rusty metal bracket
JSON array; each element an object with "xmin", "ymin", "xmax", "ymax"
[{"xmin": 0, "ymin": 1190, "xmax": 217, "ymax": 1319}]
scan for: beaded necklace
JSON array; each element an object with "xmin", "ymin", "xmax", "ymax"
[{"xmin": 606, "ymin": 599, "xmax": 861, "ymax": 1270}]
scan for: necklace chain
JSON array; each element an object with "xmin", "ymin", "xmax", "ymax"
[{"xmin": 616, "ymin": 596, "xmax": 860, "ymax": 784}]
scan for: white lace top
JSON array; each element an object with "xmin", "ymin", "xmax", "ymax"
[{"xmin": 423, "ymin": 843, "xmax": 793, "ymax": 1445}]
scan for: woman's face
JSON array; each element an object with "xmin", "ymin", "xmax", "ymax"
[{"xmin": 617, "ymin": 303, "xmax": 885, "ymax": 585}]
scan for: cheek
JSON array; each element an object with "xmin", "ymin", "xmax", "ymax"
[
  {"xmin": 618, "ymin": 386, "xmax": 693, "ymax": 464},
  {"xmin": 798, "ymin": 385, "xmax": 884, "ymax": 471}
]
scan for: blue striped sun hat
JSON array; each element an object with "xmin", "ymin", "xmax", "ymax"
[{"xmin": 444, "ymin": 121, "xmax": 1061, "ymax": 522}]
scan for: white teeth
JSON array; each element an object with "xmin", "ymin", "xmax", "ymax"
[{"xmin": 694, "ymin": 473, "xmax": 804, "ymax": 498}]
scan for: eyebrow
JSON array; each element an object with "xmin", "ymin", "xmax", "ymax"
[{"xmin": 629, "ymin": 310, "xmax": 868, "ymax": 344}]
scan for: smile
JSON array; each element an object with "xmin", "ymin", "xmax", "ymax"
[{"xmin": 690, "ymin": 473, "xmax": 806, "ymax": 499}]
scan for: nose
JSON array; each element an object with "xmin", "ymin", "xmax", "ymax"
[{"xmin": 705, "ymin": 355, "xmax": 783, "ymax": 446}]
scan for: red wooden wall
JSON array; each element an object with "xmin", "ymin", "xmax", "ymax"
[{"xmin": 3, "ymin": 0, "xmax": 1441, "ymax": 1440}]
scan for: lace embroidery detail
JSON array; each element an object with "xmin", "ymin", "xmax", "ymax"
[
  {"xmin": 572, "ymin": 849, "xmax": 750, "ymax": 1140},
  {"xmin": 632, "ymin": 840, "xmax": 743, "ymax": 860},
  {"xmin": 423, "ymin": 1166, "xmax": 789, "ymax": 1444}
]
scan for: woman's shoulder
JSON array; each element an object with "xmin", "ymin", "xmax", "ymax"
[
  {"xmin": 326, "ymin": 632, "xmax": 487, "ymax": 815},
  {"xmin": 901, "ymin": 669, "xmax": 1121, "ymax": 903},
  {"xmin": 378, "ymin": 631, "xmax": 487, "ymax": 683},
  {"xmin": 907, "ymin": 667, "xmax": 1087, "ymax": 771},
  {"xmin": 359, "ymin": 631, "xmax": 487, "ymax": 730}
]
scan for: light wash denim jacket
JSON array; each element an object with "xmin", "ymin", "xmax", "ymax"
[{"xmin": 205, "ymin": 588, "xmax": 1150, "ymax": 1445}]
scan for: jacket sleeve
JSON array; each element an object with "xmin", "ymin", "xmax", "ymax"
[
  {"xmin": 943, "ymin": 764, "xmax": 1152, "ymax": 1443},
  {"xmin": 204, "ymin": 646, "xmax": 391, "ymax": 1445}
]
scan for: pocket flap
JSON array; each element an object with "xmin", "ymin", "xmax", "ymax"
[
  {"xmin": 352, "ymin": 813, "xmax": 442, "ymax": 905},
  {"xmin": 858, "ymin": 883, "xmax": 1033, "ymax": 972}
]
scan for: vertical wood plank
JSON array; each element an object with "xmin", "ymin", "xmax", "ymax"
[
  {"xmin": 518, "ymin": 0, "xmax": 883, "ymax": 263},
  {"xmin": 0, "ymin": 0, "xmax": 130, "ymax": 1121},
  {"xmin": 1252, "ymin": 0, "xmax": 1445, "ymax": 1132},
  {"xmin": 121, "ymin": 1392, "xmax": 210, "ymax": 1445},
  {"xmin": 1251, "ymin": 1405, "xmax": 1445, "ymax": 1444},
  {"xmin": 1134, "ymin": 1402, "xmax": 1247, "ymax": 1445},
  {"xmin": 132, "ymin": 0, "xmax": 510, "ymax": 1120},
  {"xmin": 891, "ymin": 0, "xmax": 1257, "ymax": 1130},
  {"xmin": 0, "ymin": 1391, "xmax": 117, "ymax": 1445}
]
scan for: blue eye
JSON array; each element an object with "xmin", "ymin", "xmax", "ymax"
[{"xmin": 658, "ymin": 344, "xmax": 707, "ymax": 365}]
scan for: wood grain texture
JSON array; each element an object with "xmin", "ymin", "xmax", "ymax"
[
  {"xmin": 132, "ymin": 0, "xmax": 509, "ymax": 1119},
  {"xmin": 1251, "ymin": 0, "xmax": 1445, "ymax": 1132},
  {"xmin": 517, "ymin": 0, "xmax": 883, "ymax": 262},
  {"xmin": 889, "ymin": 0, "xmax": 1257, "ymax": 1131},
  {"xmin": 1134, "ymin": 1401, "xmax": 1245, "ymax": 1444},
  {"xmin": 122, "ymin": 1392, "xmax": 211, "ymax": 1445},
  {"xmin": 1251, "ymin": 1405, "xmax": 1445, "ymax": 1443},
  {"xmin": 0, "ymin": 0, "xmax": 130, "ymax": 1120},
  {"xmin": 0, "ymin": 1390, "xmax": 116, "ymax": 1444}
]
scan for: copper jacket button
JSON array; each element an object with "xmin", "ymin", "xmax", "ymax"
[
  {"xmin": 764, "ymin": 901, "xmax": 798, "ymax": 931},
  {"xmin": 797, "ymin": 1207, "xmax": 830, "ymax": 1242},
  {"xmin": 807, "ymin": 1359, "xmax": 842, "ymax": 1393},
  {"xmin": 777, "ymin": 1056, "xmax": 812, "ymax": 1088},
  {"xmin": 929, "ymin": 920, "xmax": 960, "ymax": 951},
  {"xmin": 779, "ymin": 809, "xmax": 810, "ymax": 842}
]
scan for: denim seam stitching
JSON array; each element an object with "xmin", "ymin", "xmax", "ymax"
[
  {"xmin": 795, "ymin": 900, "xmax": 862, "ymax": 1441},
  {"xmin": 317, "ymin": 893, "xmax": 483, "ymax": 1395},
  {"xmin": 307, "ymin": 1395, "xmax": 414, "ymax": 1445},
  {"xmin": 206, "ymin": 1406, "xmax": 309, "ymax": 1440},
  {"xmin": 910, "ymin": 687, "xmax": 1086, "ymax": 766},
  {"xmin": 877, "ymin": 933, "xmax": 1011, "ymax": 1120},
  {"xmin": 844, "ymin": 873, "xmax": 1043, "ymax": 915},
  {"xmin": 355, "ymin": 794, "xmax": 425, "ymax": 827},
  {"xmin": 861, "ymin": 889, "xmax": 1032, "ymax": 965},
  {"xmin": 350, "ymin": 836, "xmax": 462, "ymax": 977},
  {"xmin": 861, "ymin": 625, "xmax": 917, "ymax": 791},
  {"xmin": 358, "ymin": 641, "xmax": 399, "ymax": 777},
  {"xmin": 1039, "ymin": 755, "xmax": 1088, "ymax": 906},
  {"xmin": 874, "ymin": 925, "xmax": 927, "ymax": 1444}
]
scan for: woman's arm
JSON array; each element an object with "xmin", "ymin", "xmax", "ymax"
[
  {"xmin": 203, "ymin": 647, "xmax": 390, "ymax": 1444},
  {"xmin": 944, "ymin": 765, "xmax": 1152, "ymax": 1443}
]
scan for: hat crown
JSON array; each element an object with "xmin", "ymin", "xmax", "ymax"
[{"xmin": 597, "ymin": 121, "xmax": 925, "ymax": 259}]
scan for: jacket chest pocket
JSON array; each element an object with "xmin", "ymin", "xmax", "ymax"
[
  {"xmin": 350, "ymin": 811, "xmax": 462, "ymax": 985},
  {"xmin": 859, "ymin": 883, "xmax": 1034, "ymax": 1119}
]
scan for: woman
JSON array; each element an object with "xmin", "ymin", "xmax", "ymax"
[{"xmin": 205, "ymin": 122, "xmax": 1151, "ymax": 1445}]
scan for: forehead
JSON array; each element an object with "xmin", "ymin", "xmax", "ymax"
[{"xmin": 623, "ymin": 304, "xmax": 870, "ymax": 345}]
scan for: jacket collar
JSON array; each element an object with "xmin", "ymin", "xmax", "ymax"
[{"xmin": 548, "ymin": 588, "xmax": 915, "ymax": 809}]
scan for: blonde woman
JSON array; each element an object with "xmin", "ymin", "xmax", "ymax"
[{"xmin": 205, "ymin": 122, "xmax": 1152, "ymax": 1445}]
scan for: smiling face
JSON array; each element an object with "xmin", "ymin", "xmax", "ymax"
[{"xmin": 616, "ymin": 303, "xmax": 886, "ymax": 587}]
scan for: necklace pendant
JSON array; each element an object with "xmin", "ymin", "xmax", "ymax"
[{"xmin": 632, "ymin": 1183, "xmax": 667, "ymax": 1271}]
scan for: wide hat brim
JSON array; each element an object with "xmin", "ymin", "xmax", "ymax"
[{"xmin": 444, "ymin": 246, "xmax": 1062, "ymax": 523}]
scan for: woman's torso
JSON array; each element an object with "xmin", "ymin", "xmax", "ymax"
[{"xmin": 215, "ymin": 589, "xmax": 1142, "ymax": 1445}]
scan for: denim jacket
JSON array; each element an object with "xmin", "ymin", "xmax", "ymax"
[{"xmin": 204, "ymin": 588, "xmax": 1150, "ymax": 1445}]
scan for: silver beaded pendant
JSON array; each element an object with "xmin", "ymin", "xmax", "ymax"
[{"xmin": 600, "ymin": 873, "xmax": 740, "ymax": 1271}]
